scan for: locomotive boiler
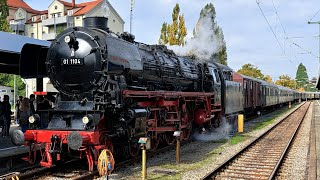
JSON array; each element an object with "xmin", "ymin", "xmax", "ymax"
[{"xmin": 12, "ymin": 17, "xmax": 227, "ymax": 171}]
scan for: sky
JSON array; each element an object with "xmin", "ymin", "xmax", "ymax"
[{"xmin": 25, "ymin": 0, "xmax": 320, "ymax": 81}]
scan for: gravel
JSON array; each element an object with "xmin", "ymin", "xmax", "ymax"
[
  {"xmin": 94, "ymin": 103, "xmax": 304, "ymax": 180},
  {"xmin": 275, "ymin": 102, "xmax": 313, "ymax": 180}
]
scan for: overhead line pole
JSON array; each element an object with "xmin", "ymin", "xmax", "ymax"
[
  {"xmin": 130, "ymin": 0, "xmax": 135, "ymax": 34},
  {"xmin": 308, "ymin": 21, "xmax": 320, "ymax": 77}
]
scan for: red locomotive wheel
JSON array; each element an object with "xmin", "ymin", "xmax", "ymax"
[
  {"xmin": 182, "ymin": 123, "xmax": 192, "ymax": 141},
  {"xmin": 164, "ymin": 133, "xmax": 176, "ymax": 145},
  {"xmin": 150, "ymin": 138, "xmax": 160, "ymax": 151}
]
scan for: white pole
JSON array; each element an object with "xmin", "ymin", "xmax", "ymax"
[
  {"xmin": 130, "ymin": 0, "xmax": 135, "ymax": 34},
  {"xmin": 13, "ymin": 23, "xmax": 18, "ymax": 110},
  {"xmin": 14, "ymin": 75, "xmax": 16, "ymax": 107}
]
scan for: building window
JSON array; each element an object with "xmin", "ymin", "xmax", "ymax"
[
  {"xmin": 31, "ymin": 33, "xmax": 34, "ymax": 38},
  {"xmin": 68, "ymin": 10, "xmax": 73, "ymax": 16},
  {"xmin": 58, "ymin": 13, "xmax": 61, "ymax": 17},
  {"xmin": 41, "ymin": 15, "xmax": 46, "ymax": 20},
  {"xmin": 76, "ymin": 16, "xmax": 80, "ymax": 19},
  {"xmin": 55, "ymin": 5, "xmax": 58, "ymax": 10},
  {"xmin": 32, "ymin": 16, "xmax": 36, "ymax": 22},
  {"xmin": 113, "ymin": 19, "xmax": 115, "ymax": 23}
]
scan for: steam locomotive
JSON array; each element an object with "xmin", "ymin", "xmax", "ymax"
[{"xmin": 11, "ymin": 17, "xmax": 319, "ymax": 171}]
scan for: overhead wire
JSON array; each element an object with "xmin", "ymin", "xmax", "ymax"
[
  {"xmin": 258, "ymin": 0, "xmax": 317, "ymax": 78},
  {"xmin": 271, "ymin": 0, "xmax": 319, "ymax": 62},
  {"xmin": 256, "ymin": 0, "xmax": 285, "ymax": 54},
  {"xmin": 309, "ymin": 8, "xmax": 320, "ymax": 22}
]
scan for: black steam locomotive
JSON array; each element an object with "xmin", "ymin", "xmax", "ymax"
[
  {"xmin": 13, "ymin": 16, "xmax": 310, "ymax": 171},
  {"xmin": 13, "ymin": 17, "xmax": 232, "ymax": 170}
]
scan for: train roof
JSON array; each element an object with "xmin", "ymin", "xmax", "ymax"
[{"xmin": 238, "ymin": 74, "xmax": 278, "ymax": 87}]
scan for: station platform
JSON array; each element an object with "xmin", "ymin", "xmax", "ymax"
[
  {"xmin": 0, "ymin": 124, "xmax": 29, "ymax": 159},
  {"xmin": 311, "ymin": 101, "xmax": 320, "ymax": 179}
]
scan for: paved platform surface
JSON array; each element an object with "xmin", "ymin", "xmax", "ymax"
[
  {"xmin": 313, "ymin": 100, "xmax": 320, "ymax": 179},
  {"xmin": 0, "ymin": 124, "xmax": 20, "ymax": 149},
  {"xmin": 0, "ymin": 124, "xmax": 28, "ymax": 158}
]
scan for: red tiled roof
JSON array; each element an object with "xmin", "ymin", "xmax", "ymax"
[
  {"xmin": 57, "ymin": 0, "xmax": 77, "ymax": 7},
  {"xmin": 7, "ymin": 0, "xmax": 47, "ymax": 15},
  {"xmin": 72, "ymin": 0, "xmax": 103, "ymax": 16},
  {"xmin": 7, "ymin": 0, "xmax": 32, "ymax": 9},
  {"xmin": 38, "ymin": 10, "xmax": 49, "ymax": 15},
  {"xmin": 25, "ymin": 17, "xmax": 42, "ymax": 24}
]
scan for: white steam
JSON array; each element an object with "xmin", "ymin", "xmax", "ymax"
[
  {"xmin": 168, "ymin": 16, "xmax": 222, "ymax": 62},
  {"xmin": 193, "ymin": 117, "xmax": 233, "ymax": 141}
]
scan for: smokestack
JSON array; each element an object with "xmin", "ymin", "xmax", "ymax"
[{"xmin": 72, "ymin": 0, "xmax": 75, "ymax": 8}]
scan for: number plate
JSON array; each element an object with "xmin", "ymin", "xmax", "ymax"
[{"xmin": 61, "ymin": 58, "xmax": 84, "ymax": 65}]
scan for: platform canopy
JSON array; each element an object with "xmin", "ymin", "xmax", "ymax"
[{"xmin": 0, "ymin": 31, "xmax": 50, "ymax": 75}]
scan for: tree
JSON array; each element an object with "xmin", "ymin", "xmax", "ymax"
[
  {"xmin": 275, "ymin": 75, "xmax": 296, "ymax": 89},
  {"xmin": 178, "ymin": 14, "xmax": 187, "ymax": 46},
  {"xmin": 295, "ymin": 63, "xmax": 309, "ymax": 89},
  {"xmin": 263, "ymin": 75, "xmax": 273, "ymax": 83},
  {"xmin": 0, "ymin": 0, "xmax": 10, "ymax": 32},
  {"xmin": 237, "ymin": 64, "xmax": 264, "ymax": 79},
  {"xmin": 0, "ymin": 74, "xmax": 25, "ymax": 97},
  {"xmin": 194, "ymin": 3, "xmax": 227, "ymax": 65},
  {"xmin": 158, "ymin": 22, "xmax": 168, "ymax": 45},
  {"xmin": 158, "ymin": 3, "xmax": 187, "ymax": 46}
]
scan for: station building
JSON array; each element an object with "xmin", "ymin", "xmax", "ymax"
[{"xmin": 6, "ymin": 0, "xmax": 125, "ymax": 96}]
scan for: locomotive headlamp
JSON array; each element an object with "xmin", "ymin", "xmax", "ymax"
[
  {"xmin": 28, "ymin": 114, "xmax": 40, "ymax": 124},
  {"xmin": 82, "ymin": 116, "xmax": 89, "ymax": 124},
  {"xmin": 82, "ymin": 115, "xmax": 93, "ymax": 124},
  {"xmin": 64, "ymin": 35, "xmax": 71, "ymax": 43},
  {"xmin": 28, "ymin": 116, "xmax": 35, "ymax": 124}
]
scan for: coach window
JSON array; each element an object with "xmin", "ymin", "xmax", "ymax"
[{"xmin": 250, "ymin": 81, "xmax": 253, "ymax": 89}]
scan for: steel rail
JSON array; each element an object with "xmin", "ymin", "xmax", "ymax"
[
  {"xmin": 17, "ymin": 139, "xmax": 192, "ymax": 180},
  {"xmin": 269, "ymin": 102, "xmax": 311, "ymax": 179},
  {"xmin": 202, "ymin": 102, "xmax": 308, "ymax": 180}
]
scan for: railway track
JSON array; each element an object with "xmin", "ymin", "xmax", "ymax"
[
  {"xmin": 202, "ymin": 102, "xmax": 310, "ymax": 180},
  {"xmin": 2, "ymin": 140, "xmax": 191, "ymax": 180}
]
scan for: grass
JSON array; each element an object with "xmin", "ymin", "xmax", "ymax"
[
  {"xmin": 229, "ymin": 134, "xmax": 245, "ymax": 145},
  {"xmin": 148, "ymin": 173, "xmax": 181, "ymax": 180},
  {"xmin": 253, "ymin": 103, "xmax": 299, "ymax": 130},
  {"xmin": 134, "ymin": 103, "xmax": 302, "ymax": 180}
]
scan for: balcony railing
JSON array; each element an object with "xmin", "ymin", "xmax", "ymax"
[
  {"xmin": 42, "ymin": 33, "xmax": 56, "ymax": 40},
  {"xmin": 10, "ymin": 24, "xmax": 25, "ymax": 32},
  {"xmin": 42, "ymin": 16, "xmax": 74, "ymax": 26}
]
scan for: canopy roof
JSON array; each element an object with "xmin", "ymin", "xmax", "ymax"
[{"xmin": 0, "ymin": 31, "xmax": 50, "ymax": 75}]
